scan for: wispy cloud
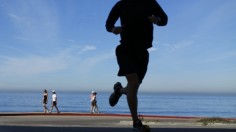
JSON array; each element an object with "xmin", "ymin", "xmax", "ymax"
[
  {"xmin": 0, "ymin": 54, "xmax": 67, "ymax": 76},
  {"xmin": 76, "ymin": 51, "xmax": 114, "ymax": 73},
  {"xmin": 204, "ymin": 51, "xmax": 236, "ymax": 63},
  {"xmin": 67, "ymin": 39, "xmax": 75, "ymax": 43},
  {"xmin": 13, "ymin": 36, "xmax": 29, "ymax": 41},
  {"xmin": 148, "ymin": 47, "xmax": 157, "ymax": 52},
  {"xmin": 0, "ymin": 43, "xmax": 112, "ymax": 77},
  {"xmin": 59, "ymin": 44, "xmax": 97, "ymax": 57},
  {"xmin": 190, "ymin": 1, "xmax": 236, "ymax": 37},
  {"xmin": 8, "ymin": 13, "xmax": 24, "ymax": 20},
  {"xmin": 4, "ymin": 0, "xmax": 59, "ymax": 44},
  {"xmin": 63, "ymin": 44, "xmax": 114, "ymax": 73},
  {"xmin": 163, "ymin": 40, "xmax": 194, "ymax": 52},
  {"xmin": 78, "ymin": 45, "xmax": 96, "ymax": 54}
]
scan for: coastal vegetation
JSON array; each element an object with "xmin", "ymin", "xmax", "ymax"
[{"xmin": 198, "ymin": 117, "xmax": 236, "ymax": 126}]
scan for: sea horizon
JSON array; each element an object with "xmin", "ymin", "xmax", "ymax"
[{"xmin": 1, "ymin": 89, "xmax": 236, "ymax": 95}]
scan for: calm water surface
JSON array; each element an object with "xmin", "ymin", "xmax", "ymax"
[{"xmin": 0, "ymin": 91, "xmax": 235, "ymax": 118}]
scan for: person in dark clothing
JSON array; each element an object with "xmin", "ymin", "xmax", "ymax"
[
  {"xmin": 106, "ymin": 0, "xmax": 167, "ymax": 131},
  {"xmin": 42, "ymin": 89, "xmax": 49, "ymax": 113}
]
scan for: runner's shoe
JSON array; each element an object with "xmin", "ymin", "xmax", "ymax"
[
  {"xmin": 133, "ymin": 119, "xmax": 151, "ymax": 132},
  {"xmin": 109, "ymin": 82, "xmax": 122, "ymax": 107}
]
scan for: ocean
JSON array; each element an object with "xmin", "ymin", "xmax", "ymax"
[{"xmin": 0, "ymin": 91, "xmax": 235, "ymax": 118}]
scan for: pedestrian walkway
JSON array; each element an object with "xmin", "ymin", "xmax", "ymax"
[{"xmin": 0, "ymin": 112, "xmax": 235, "ymax": 132}]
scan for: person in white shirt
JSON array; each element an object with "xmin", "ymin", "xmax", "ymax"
[
  {"xmin": 90, "ymin": 91, "xmax": 99, "ymax": 114},
  {"xmin": 49, "ymin": 90, "xmax": 60, "ymax": 114}
]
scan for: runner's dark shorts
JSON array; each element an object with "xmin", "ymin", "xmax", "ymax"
[{"xmin": 116, "ymin": 45, "xmax": 149, "ymax": 84}]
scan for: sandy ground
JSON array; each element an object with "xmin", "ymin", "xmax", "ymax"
[{"xmin": 0, "ymin": 112, "xmax": 236, "ymax": 132}]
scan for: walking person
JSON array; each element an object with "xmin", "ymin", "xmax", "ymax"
[
  {"xmin": 49, "ymin": 90, "xmax": 60, "ymax": 114},
  {"xmin": 90, "ymin": 91, "xmax": 99, "ymax": 114},
  {"xmin": 106, "ymin": 0, "xmax": 168, "ymax": 131},
  {"xmin": 42, "ymin": 89, "xmax": 49, "ymax": 113}
]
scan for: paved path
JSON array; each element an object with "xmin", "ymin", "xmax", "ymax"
[{"xmin": 0, "ymin": 113, "xmax": 235, "ymax": 132}]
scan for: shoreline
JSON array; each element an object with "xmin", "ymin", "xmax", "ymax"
[{"xmin": 1, "ymin": 112, "xmax": 236, "ymax": 119}]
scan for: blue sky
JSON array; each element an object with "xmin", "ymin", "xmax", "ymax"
[{"xmin": 0, "ymin": 0, "xmax": 235, "ymax": 93}]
